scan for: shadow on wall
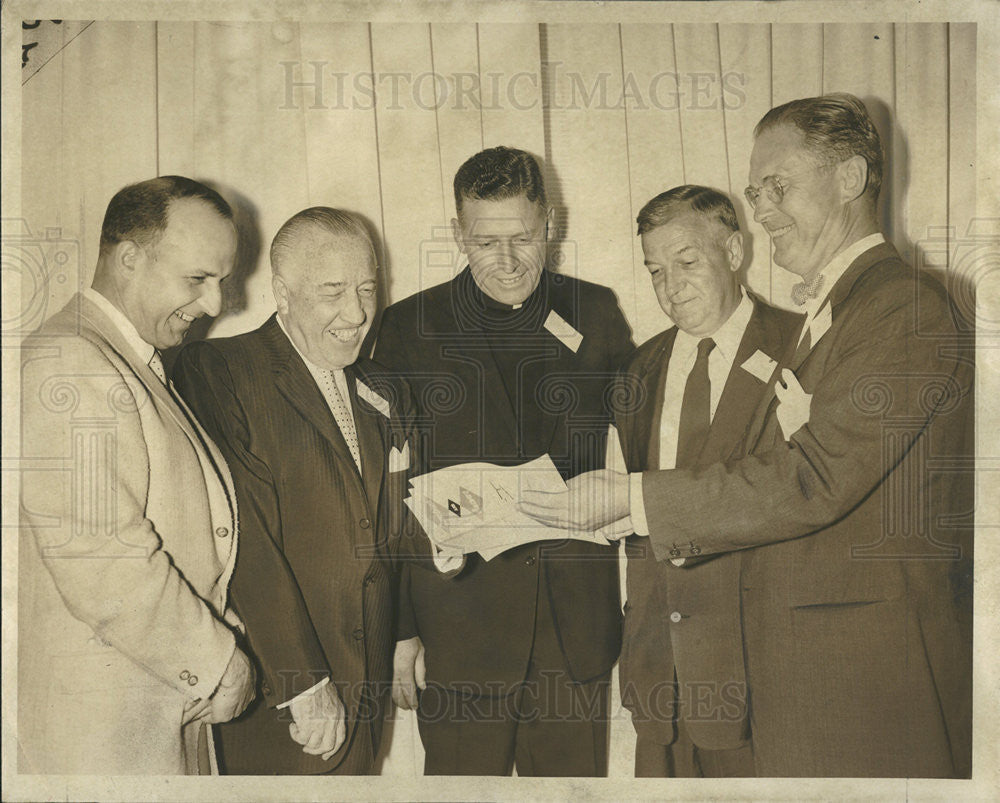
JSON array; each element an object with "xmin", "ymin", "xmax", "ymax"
[
  {"xmin": 866, "ymin": 94, "xmax": 978, "ymax": 337},
  {"xmin": 162, "ymin": 183, "xmax": 263, "ymax": 372}
]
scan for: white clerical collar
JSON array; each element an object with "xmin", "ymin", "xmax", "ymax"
[
  {"xmin": 84, "ymin": 287, "xmax": 155, "ymax": 365},
  {"xmin": 804, "ymin": 233, "xmax": 885, "ymax": 316},
  {"xmin": 673, "ymin": 289, "xmax": 752, "ymax": 365}
]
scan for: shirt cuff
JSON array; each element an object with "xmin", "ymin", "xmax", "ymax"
[
  {"xmin": 276, "ymin": 676, "xmax": 330, "ymax": 709},
  {"xmin": 629, "ymin": 473, "xmax": 649, "ymax": 535}
]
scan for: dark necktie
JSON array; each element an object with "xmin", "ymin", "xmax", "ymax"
[{"xmin": 675, "ymin": 337, "xmax": 715, "ymax": 469}]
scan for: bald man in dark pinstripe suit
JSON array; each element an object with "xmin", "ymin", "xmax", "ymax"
[{"xmin": 174, "ymin": 207, "xmax": 416, "ymax": 774}]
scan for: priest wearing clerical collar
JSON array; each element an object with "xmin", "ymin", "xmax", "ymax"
[{"xmin": 374, "ymin": 145, "xmax": 634, "ymax": 776}]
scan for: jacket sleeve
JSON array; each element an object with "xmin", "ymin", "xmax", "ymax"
[
  {"xmin": 20, "ymin": 338, "xmax": 236, "ymax": 700},
  {"xmin": 173, "ymin": 341, "xmax": 332, "ymax": 705},
  {"xmin": 641, "ymin": 274, "xmax": 972, "ymax": 561}
]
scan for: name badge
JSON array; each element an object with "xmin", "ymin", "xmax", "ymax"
[
  {"xmin": 356, "ymin": 379, "xmax": 391, "ymax": 418},
  {"xmin": 543, "ymin": 310, "xmax": 584, "ymax": 353},
  {"xmin": 740, "ymin": 349, "xmax": 778, "ymax": 383}
]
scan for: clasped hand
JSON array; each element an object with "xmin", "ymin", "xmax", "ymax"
[
  {"xmin": 183, "ymin": 645, "xmax": 256, "ymax": 725},
  {"xmin": 518, "ymin": 469, "xmax": 630, "ymax": 535},
  {"xmin": 288, "ymin": 682, "xmax": 347, "ymax": 761}
]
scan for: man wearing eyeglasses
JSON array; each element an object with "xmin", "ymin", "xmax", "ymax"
[{"xmin": 520, "ymin": 93, "xmax": 973, "ymax": 777}]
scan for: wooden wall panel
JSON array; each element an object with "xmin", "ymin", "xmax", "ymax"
[
  {"xmin": 620, "ymin": 22, "xmax": 688, "ymax": 341},
  {"xmin": 720, "ymin": 23, "xmax": 774, "ymax": 302},
  {"xmin": 543, "ymin": 23, "xmax": 635, "ymax": 323},
  {"xmin": 370, "ymin": 23, "xmax": 448, "ymax": 302}
]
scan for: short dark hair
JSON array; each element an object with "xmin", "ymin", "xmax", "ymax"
[
  {"xmin": 99, "ymin": 176, "xmax": 233, "ymax": 257},
  {"xmin": 270, "ymin": 207, "xmax": 375, "ymax": 274},
  {"xmin": 636, "ymin": 185, "xmax": 740, "ymax": 237},
  {"xmin": 453, "ymin": 146, "xmax": 546, "ymax": 217},
  {"xmin": 754, "ymin": 92, "xmax": 884, "ymax": 202}
]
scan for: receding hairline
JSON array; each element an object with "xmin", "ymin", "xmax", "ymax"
[
  {"xmin": 271, "ymin": 222, "xmax": 376, "ymax": 278},
  {"xmin": 642, "ymin": 209, "xmax": 738, "ymax": 250},
  {"xmin": 270, "ymin": 211, "xmax": 377, "ymax": 277}
]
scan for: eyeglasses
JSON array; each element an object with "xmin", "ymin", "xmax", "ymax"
[{"xmin": 743, "ymin": 166, "xmax": 825, "ymax": 210}]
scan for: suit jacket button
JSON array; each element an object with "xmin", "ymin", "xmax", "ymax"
[
  {"xmin": 359, "ymin": 518, "xmax": 371, "ymax": 529},
  {"xmin": 262, "ymin": 683, "xmax": 272, "ymax": 696},
  {"xmin": 689, "ymin": 545, "xmax": 701, "ymax": 556},
  {"xmin": 670, "ymin": 611, "xmax": 682, "ymax": 623},
  {"xmin": 188, "ymin": 675, "xmax": 199, "ymax": 686},
  {"xmin": 215, "ymin": 526, "xmax": 229, "ymax": 538},
  {"xmin": 353, "ymin": 628, "xmax": 365, "ymax": 640},
  {"xmin": 363, "ymin": 575, "xmax": 375, "ymax": 586},
  {"xmin": 525, "ymin": 555, "xmax": 536, "ymax": 566},
  {"xmin": 669, "ymin": 545, "xmax": 682, "ymax": 558},
  {"xmin": 180, "ymin": 670, "xmax": 190, "ymax": 680}
]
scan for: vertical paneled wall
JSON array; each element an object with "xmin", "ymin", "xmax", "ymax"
[
  {"xmin": 19, "ymin": 19, "xmax": 976, "ymax": 776},
  {"xmin": 21, "ymin": 21, "xmax": 975, "ymax": 344}
]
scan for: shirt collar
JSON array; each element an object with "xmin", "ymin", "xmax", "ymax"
[
  {"xmin": 83, "ymin": 287, "xmax": 155, "ymax": 365},
  {"xmin": 275, "ymin": 313, "xmax": 347, "ymax": 381},
  {"xmin": 673, "ymin": 288, "xmax": 752, "ymax": 366},
  {"xmin": 804, "ymin": 232, "xmax": 885, "ymax": 316}
]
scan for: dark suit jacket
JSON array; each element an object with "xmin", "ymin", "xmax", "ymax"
[
  {"xmin": 373, "ymin": 267, "xmax": 634, "ymax": 691},
  {"xmin": 174, "ymin": 315, "xmax": 416, "ymax": 775},
  {"xmin": 616, "ymin": 295, "xmax": 800, "ymax": 751},
  {"xmin": 640, "ymin": 243, "xmax": 974, "ymax": 777}
]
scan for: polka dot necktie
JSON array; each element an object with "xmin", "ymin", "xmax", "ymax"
[
  {"xmin": 148, "ymin": 351, "xmax": 168, "ymax": 385},
  {"xmin": 323, "ymin": 370, "xmax": 362, "ymax": 472}
]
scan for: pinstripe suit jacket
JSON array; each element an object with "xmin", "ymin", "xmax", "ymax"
[{"xmin": 174, "ymin": 315, "xmax": 415, "ymax": 774}]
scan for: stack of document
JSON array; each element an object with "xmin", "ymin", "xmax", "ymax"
[{"xmin": 404, "ymin": 454, "xmax": 613, "ymax": 561}]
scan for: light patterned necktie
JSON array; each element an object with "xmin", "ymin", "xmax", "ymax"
[
  {"xmin": 323, "ymin": 370, "xmax": 362, "ymax": 472},
  {"xmin": 148, "ymin": 351, "xmax": 168, "ymax": 385},
  {"xmin": 791, "ymin": 272, "xmax": 825, "ymax": 306}
]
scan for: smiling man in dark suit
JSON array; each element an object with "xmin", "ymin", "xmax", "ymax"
[
  {"xmin": 615, "ymin": 185, "xmax": 799, "ymax": 777},
  {"xmin": 174, "ymin": 207, "xmax": 414, "ymax": 774},
  {"xmin": 374, "ymin": 146, "xmax": 634, "ymax": 776},
  {"xmin": 522, "ymin": 94, "xmax": 974, "ymax": 778}
]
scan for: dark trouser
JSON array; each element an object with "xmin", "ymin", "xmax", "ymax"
[
  {"xmin": 417, "ymin": 589, "xmax": 610, "ymax": 777},
  {"xmin": 634, "ymin": 717, "xmax": 755, "ymax": 778}
]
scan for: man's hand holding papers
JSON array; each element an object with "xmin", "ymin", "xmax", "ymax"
[{"xmin": 405, "ymin": 455, "xmax": 630, "ymax": 562}]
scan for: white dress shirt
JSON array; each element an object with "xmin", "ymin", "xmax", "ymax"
[
  {"xmin": 84, "ymin": 287, "xmax": 155, "ymax": 366},
  {"xmin": 796, "ymin": 233, "xmax": 885, "ymax": 347},
  {"xmin": 629, "ymin": 290, "xmax": 754, "ymax": 536}
]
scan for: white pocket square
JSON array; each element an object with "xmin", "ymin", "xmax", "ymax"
[
  {"xmin": 775, "ymin": 369, "xmax": 813, "ymax": 441},
  {"xmin": 389, "ymin": 441, "xmax": 410, "ymax": 473}
]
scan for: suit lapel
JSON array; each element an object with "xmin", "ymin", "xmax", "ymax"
[
  {"xmin": 698, "ymin": 299, "xmax": 786, "ymax": 465},
  {"xmin": 79, "ymin": 296, "xmax": 209, "ymax": 456},
  {"xmin": 744, "ymin": 243, "xmax": 895, "ymax": 451},
  {"xmin": 264, "ymin": 317, "xmax": 364, "ymax": 489},
  {"xmin": 532, "ymin": 274, "xmax": 587, "ymax": 457},
  {"xmin": 348, "ymin": 364, "xmax": 386, "ymax": 510},
  {"xmin": 638, "ymin": 329, "xmax": 677, "ymax": 471}
]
